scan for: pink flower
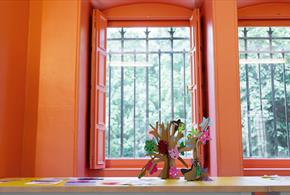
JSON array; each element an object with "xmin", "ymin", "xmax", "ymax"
[
  {"xmin": 168, "ymin": 147, "xmax": 179, "ymax": 159},
  {"xmin": 169, "ymin": 167, "xmax": 179, "ymax": 178},
  {"xmin": 145, "ymin": 161, "xmax": 158, "ymax": 175},
  {"xmin": 199, "ymin": 130, "xmax": 210, "ymax": 144}
]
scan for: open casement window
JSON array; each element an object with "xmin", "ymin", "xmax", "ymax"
[
  {"xmin": 190, "ymin": 9, "xmax": 204, "ymax": 165},
  {"xmin": 90, "ymin": 8, "xmax": 203, "ymax": 169},
  {"xmin": 190, "ymin": 9, "xmax": 203, "ymax": 127},
  {"xmin": 90, "ymin": 9, "xmax": 107, "ymax": 169}
]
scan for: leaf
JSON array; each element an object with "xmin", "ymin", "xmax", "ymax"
[{"xmin": 178, "ymin": 141, "xmax": 186, "ymax": 155}]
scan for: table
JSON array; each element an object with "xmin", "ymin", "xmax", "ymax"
[{"xmin": 0, "ymin": 177, "xmax": 290, "ymax": 195}]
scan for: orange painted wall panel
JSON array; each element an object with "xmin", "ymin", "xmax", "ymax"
[
  {"xmin": 103, "ymin": 3, "xmax": 192, "ymax": 21},
  {"xmin": 202, "ymin": 0, "xmax": 243, "ymax": 176},
  {"xmin": 238, "ymin": 3, "xmax": 290, "ymax": 20},
  {"xmin": 0, "ymin": 0, "xmax": 29, "ymax": 177},
  {"xmin": 21, "ymin": 0, "xmax": 43, "ymax": 177},
  {"xmin": 201, "ymin": 0, "xmax": 217, "ymax": 176},
  {"xmin": 76, "ymin": 0, "xmax": 92, "ymax": 176},
  {"xmin": 213, "ymin": 0, "xmax": 243, "ymax": 176},
  {"xmin": 34, "ymin": 0, "xmax": 80, "ymax": 176}
]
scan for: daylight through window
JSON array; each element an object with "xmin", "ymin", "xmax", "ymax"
[
  {"xmin": 106, "ymin": 27, "xmax": 191, "ymax": 158},
  {"xmin": 239, "ymin": 27, "xmax": 290, "ymax": 158}
]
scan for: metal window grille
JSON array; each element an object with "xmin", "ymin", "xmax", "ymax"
[
  {"xmin": 106, "ymin": 27, "xmax": 191, "ymax": 158},
  {"xmin": 239, "ymin": 27, "xmax": 290, "ymax": 158}
]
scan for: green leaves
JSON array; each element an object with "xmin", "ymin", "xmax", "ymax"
[
  {"xmin": 177, "ymin": 123, "xmax": 185, "ymax": 132},
  {"xmin": 191, "ymin": 127, "xmax": 200, "ymax": 137},
  {"xmin": 178, "ymin": 141, "xmax": 186, "ymax": 155},
  {"xmin": 144, "ymin": 140, "xmax": 157, "ymax": 154}
]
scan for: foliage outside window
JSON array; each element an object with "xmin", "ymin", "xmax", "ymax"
[
  {"xmin": 239, "ymin": 27, "xmax": 290, "ymax": 158},
  {"xmin": 106, "ymin": 27, "xmax": 191, "ymax": 158}
]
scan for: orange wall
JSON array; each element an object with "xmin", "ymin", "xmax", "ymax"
[
  {"xmin": 0, "ymin": 0, "xmax": 29, "ymax": 177},
  {"xmin": 13, "ymin": 0, "xmax": 91, "ymax": 177},
  {"xmin": 0, "ymin": 0, "xmax": 92, "ymax": 177},
  {"xmin": 202, "ymin": 0, "xmax": 243, "ymax": 176},
  {"xmin": 238, "ymin": 3, "xmax": 290, "ymax": 26},
  {"xmin": 76, "ymin": 0, "xmax": 92, "ymax": 176},
  {"xmin": 21, "ymin": 0, "xmax": 43, "ymax": 177},
  {"xmin": 34, "ymin": 0, "xmax": 80, "ymax": 177}
]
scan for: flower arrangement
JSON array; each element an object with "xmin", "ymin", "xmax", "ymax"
[{"xmin": 138, "ymin": 118, "xmax": 211, "ymax": 180}]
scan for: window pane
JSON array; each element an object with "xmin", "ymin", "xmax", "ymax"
[
  {"xmin": 149, "ymin": 27, "xmax": 171, "ymax": 37},
  {"xmin": 106, "ymin": 27, "xmax": 191, "ymax": 158},
  {"xmin": 124, "ymin": 27, "xmax": 146, "ymax": 38},
  {"xmin": 239, "ymin": 26, "xmax": 290, "ymax": 158},
  {"xmin": 149, "ymin": 39, "xmax": 171, "ymax": 51}
]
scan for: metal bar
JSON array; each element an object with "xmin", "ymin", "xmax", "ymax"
[
  {"xmin": 240, "ymin": 50, "xmax": 290, "ymax": 54},
  {"xmin": 282, "ymin": 53, "xmax": 290, "ymax": 155},
  {"xmin": 169, "ymin": 27, "xmax": 175, "ymax": 120},
  {"xmin": 133, "ymin": 50, "xmax": 137, "ymax": 158},
  {"xmin": 268, "ymin": 27, "xmax": 278, "ymax": 156},
  {"xmin": 183, "ymin": 49, "xmax": 187, "ymax": 133},
  {"xmin": 108, "ymin": 37, "xmax": 189, "ymax": 41},
  {"xmin": 257, "ymin": 53, "xmax": 266, "ymax": 156},
  {"xmin": 120, "ymin": 28, "xmax": 125, "ymax": 157},
  {"xmin": 145, "ymin": 28, "xmax": 150, "ymax": 132},
  {"xmin": 239, "ymin": 37, "xmax": 290, "ymax": 40},
  {"xmin": 108, "ymin": 51, "xmax": 112, "ymax": 157},
  {"xmin": 158, "ymin": 49, "xmax": 161, "ymax": 126},
  {"xmin": 243, "ymin": 27, "xmax": 253, "ymax": 157},
  {"xmin": 106, "ymin": 51, "xmax": 190, "ymax": 55}
]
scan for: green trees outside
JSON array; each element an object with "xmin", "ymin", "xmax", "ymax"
[
  {"xmin": 239, "ymin": 27, "xmax": 290, "ymax": 158},
  {"xmin": 105, "ymin": 26, "xmax": 290, "ymax": 159},
  {"xmin": 106, "ymin": 27, "xmax": 191, "ymax": 158}
]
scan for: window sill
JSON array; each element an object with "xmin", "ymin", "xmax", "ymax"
[
  {"xmin": 105, "ymin": 159, "xmax": 191, "ymax": 168},
  {"xmin": 243, "ymin": 158, "xmax": 290, "ymax": 176},
  {"xmin": 88, "ymin": 159, "xmax": 191, "ymax": 177}
]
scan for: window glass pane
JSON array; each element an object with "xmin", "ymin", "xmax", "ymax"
[
  {"xmin": 124, "ymin": 40, "xmax": 146, "ymax": 51},
  {"xmin": 247, "ymin": 39, "xmax": 269, "ymax": 51},
  {"xmin": 247, "ymin": 27, "xmax": 269, "ymax": 37},
  {"xmin": 149, "ymin": 27, "xmax": 171, "ymax": 37},
  {"xmin": 174, "ymin": 40, "xmax": 190, "ymax": 51},
  {"xmin": 107, "ymin": 40, "xmax": 121, "ymax": 52},
  {"xmin": 107, "ymin": 28, "xmax": 121, "ymax": 38},
  {"xmin": 272, "ymin": 40, "xmax": 290, "ymax": 51},
  {"xmin": 124, "ymin": 27, "xmax": 146, "ymax": 38},
  {"xmin": 239, "ymin": 39, "xmax": 245, "ymax": 51},
  {"xmin": 149, "ymin": 39, "xmax": 171, "ymax": 51},
  {"xmin": 272, "ymin": 27, "xmax": 290, "ymax": 37},
  {"xmin": 174, "ymin": 27, "xmax": 190, "ymax": 37},
  {"xmin": 106, "ymin": 27, "xmax": 191, "ymax": 158},
  {"xmin": 239, "ymin": 26, "xmax": 290, "ymax": 159},
  {"xmin": 108, "ymin": 67, "xmax": 121, "ymax": 157}
]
